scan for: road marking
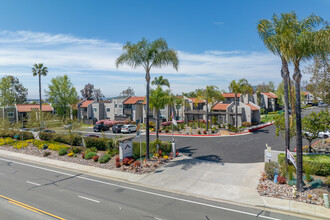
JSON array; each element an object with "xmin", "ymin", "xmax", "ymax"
[
  {"xmin": 0, "ymin": 194, "xmax": 66, "ymax": 220},
  {"xmin": 26, "ymin": 181, "xmax": 41, "ymax": 186},
  {"xmin": 78, "ymin": 196, "xmax": 100, "ymax": 203},
  {"xmin": 0, "ymin": 157, "xmax": 279, "ymax": 220}
]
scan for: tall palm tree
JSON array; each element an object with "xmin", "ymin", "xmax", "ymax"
[
  {"xmin": 32, "ymin": 63, "xmax": 48, "ymax": 123},
  {"xmin": 228, "ymin": 79, "xmax": 252, "ymax": 127},
  {"xmin": 257, "ymin": 13, "xmax": 294, "ymax": 164},
  {"xmin": 149, "ymin": 86, "xmax": 170, "ymax": 139},
  {"xmin": 116, "ymin": 38, "xmax": 179, "ymax": 160},
  {"xmin": 152, "ymin": 75, "xmax": 170, "ymax": 88},
  {"xmin": 196, "ymin": 86, "xmax": 224, "ymax": 132},
  {"xmin": 282, "ymin": 13, "xmax": 327, "ymax": 191}
]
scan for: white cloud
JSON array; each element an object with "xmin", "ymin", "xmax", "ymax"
[{"xmin": 0, "ymin": 30, "xmax": 298, "ymax": 98}]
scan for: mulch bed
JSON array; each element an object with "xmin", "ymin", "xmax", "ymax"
[{"xmin": 0, "ymin": 144, "xmax": 171, "ymax": 174}]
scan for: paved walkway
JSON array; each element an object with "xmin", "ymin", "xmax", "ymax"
[{"xmin": 0, "ymin": 150, "xmax": 329, "ymax": 219}]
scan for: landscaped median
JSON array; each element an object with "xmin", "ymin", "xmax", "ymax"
[{"xmin": 0, "ymin": 129, "xmax": 177, "ymax": 174}]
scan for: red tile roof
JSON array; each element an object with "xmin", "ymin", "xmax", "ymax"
[
  {"xmin": 79, "ymin": 100, "xmax": 94, "ymax": 108},
  {"xmin": 189, "ymin": 98, "xmax": 205, "ymax": 104},
  {"xmin": 262, "ymin": 93, "xmax": 277, "ymax": 99},
  {"xmin": 212, "ymin": 103, "xmax": 229, "ymax": 111},
  {"xmin": 302, "ymin": 92, "xmax": 309, "ymax": 96},
  {"xmin": 246, "ymin": 104, "xmax": 259, "ymax": 111},
  {"xmin": 223, "ymin": 93, "xmax": 241, "ymax": 98},
  {"xmin": 16, "ymin": 104, "xmax": 53, "ymax": 112},
  {"xmin": 124, "ymin": 96, "xmax": 145, "ymax": 105}
]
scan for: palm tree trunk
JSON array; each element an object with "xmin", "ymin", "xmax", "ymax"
[
  {"xmin": 156, "ymin": 109, "xmax": 159, "ymax": 139},
  {"xmin": 281, "ymin": 58, "xmax": 291, "ymax": 164},
  {"xmin": 39, "ymin": 73, "xmax": 42, "ymax": 127},
  {"xmin": 145, "ymin": 71, "xmax": 150, "ymax": 160},
  {"xmin": 293, "ymin": 65, "xmax": 303, "ymax": 192},
  {"xmin": 235, "ymin": 93, "xmax": 238, "ymax": 127},
  {"xmin": 206, "ymin": 101, "xmax": 209, "ymax": 132}
]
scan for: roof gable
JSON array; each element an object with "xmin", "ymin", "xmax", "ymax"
[{"xmin": 16, "ymin": 104, "xmax": 53, "ymax": 112}]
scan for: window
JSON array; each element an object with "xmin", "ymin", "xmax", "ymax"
[
  {"xmin": 106, "ymin": 108, "xmax": 110, "ymax": 112},
  {"xmin": 93, "ymin": 108, "xmax": 97, "ymax": 113},
  {"xmin": 119, "ymin": 104, "xmax": 122, "ymax": 108},
  {"xmin": 7, "ymin": 112, "xmax": 14, "ymax": 118},
  {"xmin": 115, "ymin": 104, "xmax": 117, "ymax": 108}
]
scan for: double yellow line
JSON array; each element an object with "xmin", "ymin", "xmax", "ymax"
[{"xmin": 0, "ymin": 195, "xmax": 65, "ymax": 220}]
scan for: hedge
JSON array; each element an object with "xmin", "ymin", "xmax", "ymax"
[
  {"xmin": 84, "ymin": 137, "xmax": 108, "ymax": 150},
  {"xmin": 278, "ymin": 153, "xmax": 330, "ymax": 176},
  {"xmin": 39, "ymin": 132, "xmax": 82, "ymax": 146},
  {"xmin": 0, "ymin": 129, "xmax": 34, "ymax": 140},
  {"xmin": 132, "ymin": 140, "xmax": 172, "ymax": 158}
]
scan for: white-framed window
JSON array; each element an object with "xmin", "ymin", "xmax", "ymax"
[
  {"xmin": 115, "ymin": 104, "xmax": 117, "ymax": 108},
  {"xmin": 93, "ymin": 108, "xmax": 97, "ymax": 113},
  {"xmin": 119, "ymin": 104, "xmax": 123, "ymax": 108},
  {"xmin": 7, "ymin": 112, "xmax": 14, "ymax": 118},
  {"xmin": 106, "ymin": 108, "xmax": 110, "ymax": 112}
]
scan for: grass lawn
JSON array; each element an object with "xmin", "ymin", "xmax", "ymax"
[{"xmin": 260, "ymin": 113, "xmax": 279, "ymax": 123}]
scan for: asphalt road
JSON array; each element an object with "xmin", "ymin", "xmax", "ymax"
[{"xmin": 0, "ymin": 157, "xmax": 306, "ymax": 220}]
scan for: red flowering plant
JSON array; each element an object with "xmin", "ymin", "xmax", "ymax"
[{"xmin": 277, "ymin": 176, "xmax": 286, "ymax": 184}]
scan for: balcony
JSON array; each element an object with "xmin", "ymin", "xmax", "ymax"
[{"xmin": 123, "ymin": 108, "xmax": 132, "ymax": 116}]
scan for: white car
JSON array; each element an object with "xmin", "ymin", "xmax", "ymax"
[
  {"xmin": 318, "ymin": 130, "xmax": 329, "ymax": 139},
  {"xmin": 121, "ymin": 125, "xmax": 137, "ymax": 133}
]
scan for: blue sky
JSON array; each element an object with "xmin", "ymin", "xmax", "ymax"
[{"xmin": 0, "ymin": 0, "xmax": 329, "ymax": 98}]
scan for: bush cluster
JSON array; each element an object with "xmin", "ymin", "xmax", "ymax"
[
  {"xmin": 58, "ymin": 148, "xmax": 68, "ymax": 156},
  {"xmin": 98, "ymin": 154, "xmax": 111, "ymax": 163},
  {"xmin": 84, "ymin": 152, "xmax": 97, "ymax": 159},
  {"xmin": 241, "ymin": 122, "xmax": 252, "ymax": 127},
  {"xmin": 39, "ymin": 132, "xmax": 82, "ymax": 146},
  {"xmin": 0, "ymin": 129, "xmax": 34, "ymax": 140},
  {"xmin": 278, "ymin": 153, "xmax": 330, "ymax": 176},
  {"xmin": 84, "ymin": 137, "xmax": 108, "ymax": 150},
  {"xmin": 264, "ymin": 161, "xmax": 279, "ymax": 180}
]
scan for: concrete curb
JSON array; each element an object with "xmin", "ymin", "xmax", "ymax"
[{"xmin": 149, "ymin": 122, "xmax": 274, "ymax": 137}]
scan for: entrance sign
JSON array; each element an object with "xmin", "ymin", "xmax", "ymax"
[
  {"xmin": 287, "ymin": 149, "xmax": 297, "ymax": 169},
  {"xmin": 117, "ymin": 136, "xmax": 135, "ymax": 161},
  {"xmin": 266, "ymin": 144, "xmax": 271, "ymax": 160}
]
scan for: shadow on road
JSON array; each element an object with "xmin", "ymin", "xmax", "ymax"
[
  {"xmin": 164, "ymin": 154, "xmax": 224, "ymax": 171},
  {"xmin": 251, "ymin": 129, "xmax": 269, "ymax": 134}
]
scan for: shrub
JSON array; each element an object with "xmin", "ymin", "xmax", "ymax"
[
  {"xmin": 42, "ymin": 144, "xmax": 48, "ymax": 150},
  {"xmin": 116, "ymin": 161, "xmax": 121, "ymax": 168},
  {"xmin": 72, "ymin": 147, "xmax": 81, "ymax": 154},
  {"xmin": 99, "ymin": 154, "xmax": 111, "ymax": 163},
  {"xmin": 84, "ymin": 152, "xmax": 97, "ymax": 159},
  {"xmin": 58, "ymin": 148, "xmax": 68, "ymax": 156},
  {"xmin": 278, "ymin": 153, "xmax": 330, "ymax": 176},
  {"xmin": 0, "ymin": 129, "xmax": 34, "ymax": 140},
  {"xmin": 85, "ymin": 137, "xmax": 107, "ymax": 150},
  {"xmin": 165, "ymin": 128, "xmax": 169, "ymax": 133},
  {"xmin": 149, "ymin": 121, "xmax": 156, "ymax": 128},
  {"xmin": 277, "ymin": 176, "xmax": 286, "ymax": 184},
  {"xmin": 68, "ymin": 152, "xmax": 74, "ymax": 157},
  {"xmin": 43, "ymin": 152, "xmax": 51, "ymax": 157},
  {"xmin": 123, "ymin": 157, "xmax": 134, "ymax": 165},
  {"xmin": 39, "ymin": 132, "xmax": 55, "ymax": 141},
  {"xmin": 134, "ymin": 161, "xmax": 140, "ymax": 167},
  {"xmin": 158, "ymin": 150, "xmax": 162, "ymax": 157},
  {"xmin": 264, "ymin": 161, "xmax": 278, "ymax": 180},
  {"xmin": 203, "ymin": 130, "xmax": 207, "ymax": 134},
  {"xmin": 84, "ymin": 147, "xmax": 98, "ymax": 154},
  {"xmin": 197, "ymin": 130, "xmax": 201, "ymax": 134},
  {"xmin": 229, "ymin": 126, "xmax": 238, "ymax": 133},
  {"xmin": 82, "ymin": 153, "xmax": 85, "ymax": 158},
  {"xmin": 325, "ymin": 176, "xmax": 330, "ymax": 187},
  {"xmin": 211, "ymin": 130, "xmax": 215, "ymax": 134},
  {"xmin": 93, "ymin": 155, "xmax": 99, "ymax": 162},
  {"xmin": 242, "ymin": 122, "xmax": 252, "ymax": 127},
  {"xmin": 115, "ymin": 157, "xmax": 120, "ymax": 163}
]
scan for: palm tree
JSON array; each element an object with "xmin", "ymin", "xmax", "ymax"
[
  {"xmin": 152, "ymin": 75, "xmax": 170, "ymax": 88},
  {"xmin": 257, "ymin": 13, "xmax": 294, "ymax": 164},
  {"xmin": 282, "ymin": 13, "xmax": 327, "ymax": 191},
  {"xmin": 228, "ymin": 79, "xmax": 252, "ymax": 127},
  {"xmin": 116, "ymin": 38, "xmax": 179, "ymax": 160},
  {"xmin": 32, "ymin": 63, "xmax": 48, "ymax": 123},
  {"xmin": 149, "ymin": 86, "xmax": 170, "ymax": 139},
  {"xmin": 196, "ymin": 86, "xmax": 224, "ymax": 132}
]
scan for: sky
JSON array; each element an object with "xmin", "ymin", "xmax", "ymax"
[{"xmin": 0, "ymin": 0, "xmax": 329, "ymax": 99}]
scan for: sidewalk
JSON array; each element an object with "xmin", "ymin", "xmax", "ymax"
[{"xmin": 0, "ymin": 149, "xmax": 329, "ymax": 219}]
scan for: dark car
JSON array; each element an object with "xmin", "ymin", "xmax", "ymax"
[
  {"xmin": 41, "ymin": 129, "xmax": 56, "ymax": 133},
  {"xmin": 84, "ymin": 134, "xmax": 100, "ymax": 138},
  {"xmin": 112, "ymin": 124, "xmax": 124, "ymax": 133},
  {"xmin": 93, "ymin": 124, "xmax": 109, "ymax": 132}
]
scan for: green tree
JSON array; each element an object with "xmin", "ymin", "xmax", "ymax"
[
  {"xmin": 196, "ymin": 86, "xmax": 224, "ymax": 132},
  {"xmin": 149, "ymin": 86, "xmax": 170, "ymax": 139},
  {"xmin": 46, "ymin": 75, "xmax": 78, "ymax": 118},
  {"xmin": 152, "ymin": 75, "xmax": 170, "ymax": 88},
  {"xmin": 256, "ymin": 81, "xmax": 276, "ymax": 93},
  {"xmin": 282, "ymin": 12, "xmax": 327, "ymax": 191},
  {"xmin": 274, "ymin": 114, "xmax": 296, "ymax": 142},
  {"xmin": 32, "ymin": 63, "xmax": 48, "ymax": 122},
  {"xmin": 116, "ymin": 38, "xmax": 179, "ymax": 160},
  {"xmin": 0, "ymin": 75, "xmax": 28, "ymax": 106},
  {"xmin": 228, "ymin": 79, "xmax": 252, "ymax": 127}
]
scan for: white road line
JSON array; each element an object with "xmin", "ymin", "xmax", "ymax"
[
  {"xmin": 0, "ymin": 157, "xmax": 279, "ymax": 220},
  {"xmin": 78, "ymin": 196, "xmax": 100, "ymax": 203},
  {"xmin": 26, "ymin": 181, "xmax": 41, "ymax": 186}
]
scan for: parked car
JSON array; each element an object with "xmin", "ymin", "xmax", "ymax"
[
  {"xmin": 93, "ymin": 124, "xmax": 109, "ymax": 132},
  {"xmin": 41, "ymin": 129, "xmax": 56, "ymax": 133},
  {"xmin": 121, "ymin": 125, "xmax": 137, "ymax": 133},
  {"xmin": 84, "ymin": 134, "xmax": 100, "ymax": 138},
  {"xmin": 112, "ymin": 124, "xmax": 124, "ymax": 133},
  {"xmin": 318, "ymin": 130, "xmax": 329, "ymax": 139}
]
